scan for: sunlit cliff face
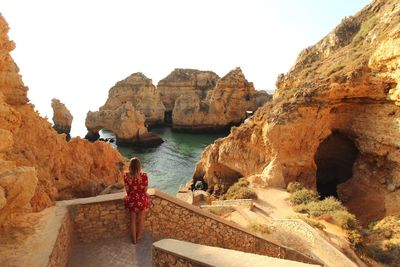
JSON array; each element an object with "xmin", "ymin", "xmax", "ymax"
[{"xmin": 194, "ymin": 0, "xmax": 400, "ymax": 224}]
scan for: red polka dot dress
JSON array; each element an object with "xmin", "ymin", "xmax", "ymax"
[{"xmin": 123, "ymin": 172, "xmax": 149, "ymax": 213}]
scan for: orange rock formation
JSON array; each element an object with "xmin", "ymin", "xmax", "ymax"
[
  {"xmin": 194, "ymin": 0, "xmax": 400, "ymax": 224},
  {"xmin": 172, "ymin": 67, "xmax": 262, "ymax": 132},
  {"xmin": 51, "ymin": 98, "xmax": 73, "ymax": 135},
  {"xmin": 85, "ymin": 73, "xmax": 164, "ymax": 146},
  {"xmin": 0, "ymin": 15, "xmax": 124, "ymax": 226}
]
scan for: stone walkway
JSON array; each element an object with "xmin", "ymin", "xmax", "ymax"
[{"xmin": 67, "ymin": 232, "xmax": 153, "ymax": 267}]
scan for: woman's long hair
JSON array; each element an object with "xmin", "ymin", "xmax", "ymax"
[{"xmin": 128, "ymin": 157, "xmax": 141, "ymax": 181}]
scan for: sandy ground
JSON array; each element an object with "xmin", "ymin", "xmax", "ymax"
[{"xmin": 223, "ymin": 186, "xmax": 365, "ymax": 267}]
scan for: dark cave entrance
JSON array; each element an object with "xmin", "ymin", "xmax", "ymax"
[
  {"xmin": 164, "ymin": 111, "xmax": 172, "ymax": 126},
  {"xmin": 315, "ymin": 132, "xmax": 358, "ymax": 199}
]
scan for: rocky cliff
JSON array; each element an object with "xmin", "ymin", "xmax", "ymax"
[
  {"xmin": 194, "ymin": 0, "xmax": 400, "ymax": 224},
  {"xmin": 0, "ymin": 15, "xmax": 124, "ymax": 226},
  {"xmin": 51, "ymin": 98, "xmax": 73, "ymax": 136},
  {"xmin": 101, "ymin": 72, "xmax": 165, "ymax": 125},
  {"xmin": 86, "ymin": 73, "xmax": 164, "ymax": 146},
  {"xmin": 157, "ymin": 68, "xmax": 220, "ymax": 113},
  {"xmin": 172, "ymin": 67, "xmax": 258, "ymax": 132}
]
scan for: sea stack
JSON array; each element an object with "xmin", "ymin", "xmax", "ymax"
[
  {"xmin": 51, "ymin": 98, "xmax": 73, "ymax": 137},
  {"xmin": 172, "ymin": 67, "xmax": 259, "ymax": 132},
  {"xmin": 157, "ymin": 68, "xmax": 220, "ymax": 117},
  {"xmin": 193, "ymin": 1, "xmax": 400, "ymax": 224},
  {"xmin": 85, "ymin": 72, "xmax": 164, "ymax": 147}
]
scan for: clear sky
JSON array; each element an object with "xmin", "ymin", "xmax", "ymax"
[{"xmin": 0, "ymin": 0, "xmax": 371, "ymax": 136}]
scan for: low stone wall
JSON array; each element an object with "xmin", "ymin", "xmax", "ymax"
[
  {"xmin": 48, "ymin": 212, "xmax": 73, "ymax": 267},
  {"xmin": 67, "ymin": 194, "xmax": 130, "ymax": 242},
  {"xmin": 152, "ymin": 246, "xmax": 206, "ymax": 267},
  {"xmin": 62, "ymin": 190, "xmax": 319, "ymax": 265},
  {"xmin": 146, "ymin": 190, "xmax": 317, "ymax": 264},
  {"xmin": 152, "ymin": 239, "xmax": 320, "ymax": 267}
]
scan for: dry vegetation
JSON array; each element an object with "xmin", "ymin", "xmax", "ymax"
[
  {"xmin": 222, "ymin": 178, "xmax": 258, "ymax": 200},
  {"xmin": 248, "ymin": 221, "xmax": 275, "ymax": 237},
  {"xmin": 287, "ymin": 182, "xmax": 400, "ymax": 266},
  {"xmin": 204, "ymin": 206, "xmax": 236, "ymax": 217},
  {"xmin": 287, "ymin": 182, "xmax": 361, "ymax": 245}
]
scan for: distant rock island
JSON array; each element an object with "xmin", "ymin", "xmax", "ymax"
[
  {"xmin": 51, "ymin": 98, "xmax": 73, "ymax": 139},
  {"xmin": 85, "ymin": 73, "xmax": 165, "ymax": 147},
  {"xmin": 86, "ymin": 67, "xmax": 271, "ymax": 145}
]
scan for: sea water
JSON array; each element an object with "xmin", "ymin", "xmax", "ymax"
[{"xmin": 100, "ymin": 128, "xmax": 226, "ymax": 195}]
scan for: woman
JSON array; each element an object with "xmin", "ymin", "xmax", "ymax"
[{"xmin": 123, "ymin": 157, "xmax": 149, "ymax": 244}]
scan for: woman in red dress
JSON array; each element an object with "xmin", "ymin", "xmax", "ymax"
[{"xmin": 123, "ymin": 157, "xmax": 149, "ymax": 244}]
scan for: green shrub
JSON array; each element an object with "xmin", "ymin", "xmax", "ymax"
[
  {"xmin": 353, "ymin": 16, "xmax": 378, "ymax": 44},
  {"xmin": 333, "ymin": 210, "xmax": 359, "ymax": 230},
  {"xmin": 347, "ymin": 229, "xmax": 363, "ymax": 248},
  {"xmin": 301, "ymin": 216, "xmax": 326, "ymax": 230},
  {"xmin": 286, "ymin": 182, "xmax": 303, "ymax": 193},
  {"xmin": 293, "ymin": 203, "xmax": 309, "ymax": 214},
  {"xmin": 224, "ymin": 178, "xmax": 257, "ymax": 200},
  {"xmin": 303, "ymin": 196, "xmax": 346, "ymax": 217},
  {"xmin": 367, "ymin": 220, "xmax": 378, "ymax": 230},
  {"xmin": 289, "ymin": 188, "xmax": 319, "ymax": 206}
]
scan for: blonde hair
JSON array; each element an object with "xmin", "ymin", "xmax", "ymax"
[{"xmin": 128, "ymin": 157, "xmax": 141, "ymax": 180}]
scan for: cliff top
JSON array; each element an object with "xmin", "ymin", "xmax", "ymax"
[
  {"xmin": 219, "ymin": 67, "xmax": 247, "ymax": 83},
  {"xmin": 158, "ymin": 68, "xmax": 219, "ymax": 84},
  {"xmin": 114, "ymin": 72, "xmax": 152, "ymax": 87},
  {"xmin": 275, "ymin": 0, "xmax": 398, "ymax": 101}
]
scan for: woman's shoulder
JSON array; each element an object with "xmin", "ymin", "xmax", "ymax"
[
  {"xmin": 123, "ymin": 171, "xmax": 130, "ymax": 179},
  {"xmin": 140, "ymin": 172, "xmax": 148, "ymax": 178}
]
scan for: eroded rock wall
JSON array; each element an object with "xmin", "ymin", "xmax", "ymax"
[
  {"xmin": 194, "ymin": 0, "xmax": 400, "ymax": 223},
  {"xmin": 0, "ymin": 15, "xmax": 124, "ymax": 226},
  {"xmin": 157, "ymin": 68, "xmax": 220, "ymax": 113},
  {"xmin": 172, "ymin": 67, "xmax": 259, "ymax": 132},
  {"xmin": 85, "ymin": 73, "xmax": 164, "ymax": 145}
]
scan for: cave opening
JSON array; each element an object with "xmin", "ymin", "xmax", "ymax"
[
  {"xmin": 315, "ymin": 131, "xmax": 358, "ymax": 199},
  {"xmin": 164, "ymin": 111, "xmax": 172, "ymax": 126}
]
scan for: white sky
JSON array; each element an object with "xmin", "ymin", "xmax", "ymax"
[{"xmin": 0, "ymin": 0, "xmax": 370, "ymax": 136}]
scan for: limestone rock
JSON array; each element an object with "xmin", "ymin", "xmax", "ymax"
[
  {"xmin": 157, "ymin": 68, "xmax": 220, "ymax": 112},
  {"xmin": 0, "ymin": 186, "xmax": 6, "ymax": 210},
  {"xmin": 101, "ymin": 72, "xmax": 165, "ymax": 126},
  {"xmin": 86, "ymin": 102, "xmax": 147, "ymax": 140},
  {"xmin": 0, "ymin": 129, "xmax": 13, "ymax": 157},
  {"xmin": 86, "ymin": 103, "xmax": 163, "ymax": 146},
  {"xmin": 0, "ymin": 14, "xmax": 125, "ymax": 225},
  {"xmin": 253, "ymin": 90, "xmax": 272, "ymax": 108},
  {"xmin": 51, "ymin": 98, "xmax": 73, "ymax": 135},
  {"xmin": 194, "ymin": 0, "xmax": 400, "ymax": 223},
  {"xmin": 172, "ymin": 67, "xmax": 258, "ymax": 132},
  {"xmin": 86, "ymin": 73, "xmax": 164, "ymax": 146},
  {"xmin": 0, "ymin": 167, "xmax": 38, "ymax": 223}
]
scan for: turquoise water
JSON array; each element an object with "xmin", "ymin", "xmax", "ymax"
[{"xmin": 101, "ymin": 128, "xmax": 226, "ymax": 195}]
